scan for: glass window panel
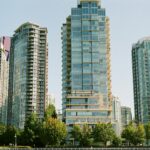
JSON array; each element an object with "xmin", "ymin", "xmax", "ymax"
[
  {"xmin": 83, "ymin": 52, "xmax": 91, "ymax": 62},
  {"xmin": 83, "ymin": 63, "xmax": 91, "ymax": 73},
  {"xmin": 83, "ymin": 85, "xmax": 92, "ymax": 90}
]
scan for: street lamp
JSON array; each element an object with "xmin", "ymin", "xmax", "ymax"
[{"xmin": 14, "ymin": 134, "xmax": 17, "ymax": 147}]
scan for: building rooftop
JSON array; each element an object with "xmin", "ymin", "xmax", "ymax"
[
  {"xmin": 121, "ymin": 106, "xmax": 131, "ymax": 110},
  {"xmin": 15, "ymin": 22, "xmax": 47, "ymax": 33},
  {"xmin": 78, "ymin": 0, "xmax": 100, "ymax": 4},
  {"xmin": 138, "ymin": 37, "xmax": 150, "ymax": 43},
  {"xmin": 132, "ymin": 36, "xmax": 150, "ymax": 48}
]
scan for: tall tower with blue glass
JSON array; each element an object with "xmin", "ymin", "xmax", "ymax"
[
  {"xmin": 62, "ymin": 0, "xmax": 112, "ymax": 129},
  {"xmin": 132, "ymin": 37, "xmax": 150, "ymax": 124}
]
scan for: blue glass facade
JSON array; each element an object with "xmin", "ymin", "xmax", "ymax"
[
  {"xmin": 7, "ymin": 22, "xmax": 48, "ymax": 129},
  {"xmin": 62, "ymin": 0, "xmax": 112, "ymax": 128},
  {"xmin": 132, "ymin": 37, "xmax": 150, "ymax": 124}
]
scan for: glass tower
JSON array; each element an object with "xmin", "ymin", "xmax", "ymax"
[
  {"xmin": 121, "ymin": 106, "xmax": 132, "ymax": 128},
  {"xmin": 7, "ymin": 22, "xmax": 48, "ymax": 129},
  {"xmin": 62, "ymin": 0, "xmax": 112, "ymax": 129},
  {"xmin": 132, "ymin": 37, "xmax": 150, "ymax": 124}
]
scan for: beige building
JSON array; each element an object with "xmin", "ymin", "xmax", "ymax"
[
  {"xmin": 0, "ymin": 36, "xmax": 11, "ymax": 125},
  {"xmin": 112, "ymin": 96, "xmax": 122, "ymax": 136},
  {"xmin": 46, "ymin": 93, "xmax": 56, "ymax": 108}
]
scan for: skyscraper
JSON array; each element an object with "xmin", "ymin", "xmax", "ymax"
[
  {"xmin": 112, "ymin": 96, "xmax": 122, "ymax": 136},
  {"xmin": 121, "ymin": 106, "xmax": 132, "ymax": 128},
  {"xmin": 132, "ymin": 37, "xmax": 150, "ymax": 124},
  {"xmin": 7, "ymin": 22, "xmax": 48, "ymax": 129},
  {"xmin": 0, "ymin": 36, "xmax": 11, "ymax": 125},
  {"xmin": 46, "ymin": 93, "xmax": 56, "ymax": 108},
  {"xmin": 62, "ymin": 0, "xmax": 112, "ymax": 129}
]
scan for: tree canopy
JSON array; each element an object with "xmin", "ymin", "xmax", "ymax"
[
  {"xmin": 40, "ymin": 118, "xmax": 67, "ymax": 146},
  {"xmin": 21, "ymin": 113, "xmax": 42, "ymax": 147},
  {"xmin": 44, "ymin": 104, "xmax": 57, "ymax": 120},
  {"xmin": 92, "ymin": 123, "xmax": 115, "ymax": 146},
  {"xmin": 70, "ymin": 125, "xmax": 81, "ymax": 144},
  {"xmin": 80, "ymin": 124, "xmax": 92, "ymax": 147},
  {"xmin": 122, "ymin": 123, "xmax": 145, "ymax": 146},
  {"xmin": 144, "ymin": 122, "xmax": 150, "ymax": 145}
]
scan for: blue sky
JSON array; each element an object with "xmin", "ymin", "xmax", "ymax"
[{"xmin": 1, "ymin": 0, "xmax": 150, "ymax": 115}]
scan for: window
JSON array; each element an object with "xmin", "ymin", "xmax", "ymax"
[
  {"xmin": 72, "ymin": 8, "xmax": 81, "ymax": 15},
  {"xmin": 83, "ymin": 52, "xmax": 91, "ymax": 62},
  {"xmin": 83, "ymin": 63, "xmax": 91, "ymax": 73}
]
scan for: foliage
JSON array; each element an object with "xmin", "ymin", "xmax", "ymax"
[
  {"xmin": 0, "ymin": 123, "xmax": 6, "ymax": 135},
  {"xmin": 112, "ymin": 136, "xmax": 122, "ymax": 147},
  {"xmin": 144, "ymin": 122, "xmax": 150, "ymax": 145},
  {"xmin": 134, "ymin": 124, "xmax": 145, "ymax": 145},
  {"xmin": 92, "ymin": 123, "xmax": 115, "ymax": 146},
  {"xmin": 21, "ymin": 113, "xmax": 43, "ymax": 147},
  {"xmin": 70, "ymin": 125, "xmax": 81, "ymax": 144},
  {"xmin": 40, "ymin": 117, "xmax": 67, "ymax": 146},
  {"xmin": 122, "ymin": 123, "xmax": 145, "ymax": 146},
  {"xmin": 122, "ymin": 123, "xmax": 135, "ymax": 145},
  {"xmin": 70, "ymin": 124, "xmax": 92, "ymax": 147},
  {"xmin": 0, "ymin": 124, "xmax": 6, "ymax": 145},
  {"xmin": 80, "ymin": 124, "xmax": 92, "ymax": 147},
  {"xmin": 2, "ymin": 125, "xmax": 18, "ymax": 145},
  {"xmin": 44, "ymin": 104, "xmax": 57, "ymax": 120}
]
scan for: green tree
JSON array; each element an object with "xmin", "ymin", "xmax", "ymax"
[
  {"xmin": 44, "ymin": 104, "xmax": 57, "ymax": 120},
  {"xmin": 0, "ymin": 123, "xmax": 6, "ymax": 145},
  {"xmin": 22, "ymin": 113, "xmax": 42, "ymax": 147},
  {"xmin": 92, "ymin": 123, "xmax": 115, "ymax": 146},
  {"xmin": 122, "ymin": 123, "xmax": 145, "ymax": 146},
  {"xmin": 40, "ymin": 118, "xmax": 67, "ymax": 146},
  {"xmin": 134, "ymin": 124, "xmax": 145, "ymax": 145},
  {"xmin": 145, "ymin": 122, "xmax": 150, "ymax": 145},
  {"xmin": 122, "ymin": 123, "xmax": 135, "ymax": 146},
  {"xmin": 112, "ymin": 136, "xmax": 122, "ymax": 147},
  {"xmin": 80, "ymin": 124, "xmax": 92, "ymax": 147},
  {"xmin": 70, "ymin": 124, "xmax": 92, "ymax": 146},
  {"xmin": 2, "ymin": 125, "xmax": 18, "ymax": 145},
  {"xmin": 70, "ymin": 125, "xmax": 82, "ymax": 145}
]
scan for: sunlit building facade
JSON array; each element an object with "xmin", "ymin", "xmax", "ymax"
[
  {"xmin": 112, "ymin": 96, "xmax": 122, "ymax": 136},
  {"xmin": 7, "ymin": 22, "xmax": 48, "ymax": 129},
  {"xmin": 62, "ymin": 0, "xmax": 112, "ymax": 130},
  {"xmin": 0, "ymin": 36, "xmax": 11, "ymax": 125},
  {"xmin": 46, "ymin": 93, "xmax": 56, "ymax": 108}
]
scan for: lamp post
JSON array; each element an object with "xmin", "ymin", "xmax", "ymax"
[{"xmin": 14, "ymin": 134, "xmax": 17, "ymax": 147}]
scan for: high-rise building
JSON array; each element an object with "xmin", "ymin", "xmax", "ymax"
[
  {"xmin": 57, "ymin": 109, "xmax": 63, "ymax": 121},
  {"xmin": 62, "ymin": 0, "xmax": 112, "ymax": 130},
  {"xmin": 7, "ymin": 22, "xmax": 48, "ymax": 129},
  {"xmin": 0, "ymin": 36, "xmax": 11, "ymax": 125},
  {"xmin": 46, "ymin": 93, "xmax": 56, "ymax": 108},
  {"xmin": 121, "ymin": 106, "xmax": 132, "ymax": 128},
  {"xmin": 132, "ymin": 37, "xmax": 150, "ymax": 124},
  {"xmin": 112, "ymin": 96, "xmax": 122, "ymax": 136}
]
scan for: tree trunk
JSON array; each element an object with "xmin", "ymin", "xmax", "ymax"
[{"xmin": 105, "ymin": 141, "xmax": 107, "ymax": 147}]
